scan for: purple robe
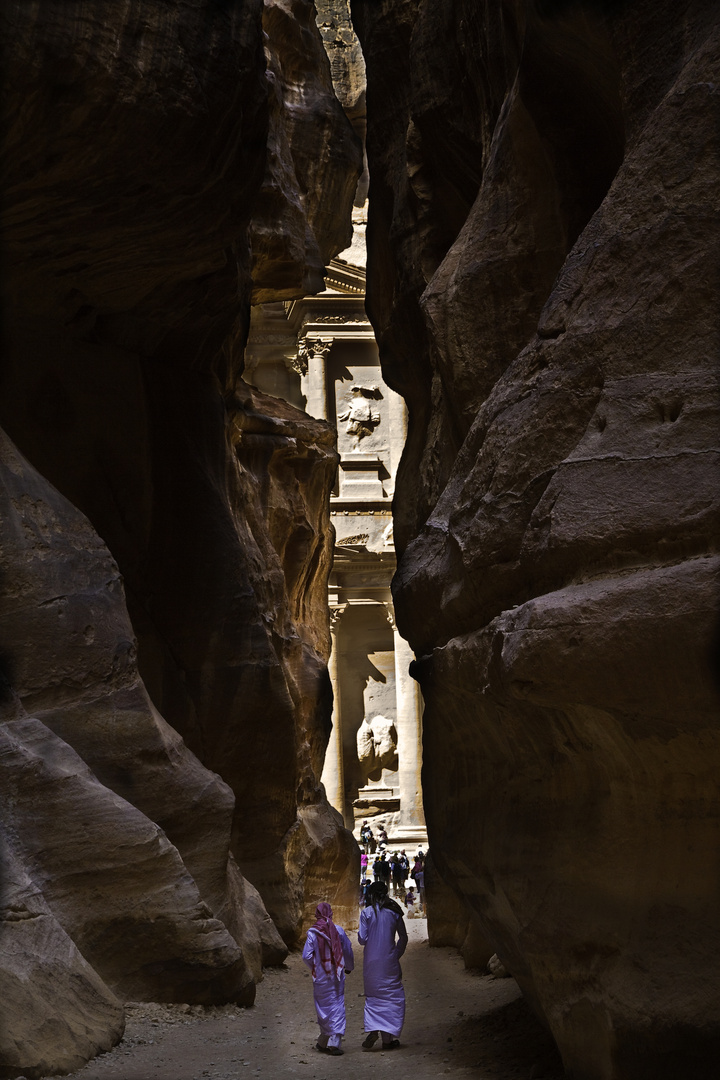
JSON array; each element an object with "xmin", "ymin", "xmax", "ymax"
[
  {"xmin": 358, "ymin": 904, "xmax": 408, "ymax": 1037},
  {"xmin": 302, "ymin": 925, "xmax": 354, "ymax": 1036}
]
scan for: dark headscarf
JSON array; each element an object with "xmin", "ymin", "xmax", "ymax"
[
  {"xmin": 366, "ymin": 880, "xmax": 404, "ymax": 917},
  {"xmin": 310, "ymin": 902, "xmax": 344, "ymax": 978}
]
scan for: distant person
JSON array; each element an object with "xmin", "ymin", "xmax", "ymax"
[
  {"xmin": 358, "ymin": 882, "xmax": 408, "ymax": 1051},
  {"xmin": 360, "ymin": 877, "xmax": 373, "ymax": 906},
  {"xmin": 390, "ymin": 852, "xmax": 405, "ymax": 897},
  {"xmin": 404, "ymin": 886, "xmax": 417, "ymax": 917},
  {"xmin": 373, "ymin": 854, "xmax": 384, "ymax": 882},
  {"xmin": 302, "ymin": 902, "xmax": 354, "ymax": 1056},
  {"xmin": 360, "ymin": 820, "xmax": 374, "ymax": 853},
  {"xmin": 379, "ymin": 853, "xmax": 391, "ymax": 886},
  {"xmin": 377, "ymin": 824, "xmax": 389, "ymax": 846},
  {"xmin": 414, "ymin": 864, "xmax": 426, "ymax": 916},
  {"xmin": 360, "ymin": 851, "xmax": 368, "ymax": 877}
]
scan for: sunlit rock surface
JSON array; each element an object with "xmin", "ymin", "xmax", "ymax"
[
  {"xmin": 315, "ymin": 0, "xmax": 368, "ymax": 203},
  {"xmin": 353, "ymin": 0, "xmax": 720, "ymax": 1077},
  {"xmin": 0, "ymin": 0, "xmax": 360, "ymax": 1074}
]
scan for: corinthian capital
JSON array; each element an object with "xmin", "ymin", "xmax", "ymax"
[{"xmin": 296, "ymin": 336, "xmax": 333, "ymax": 374}]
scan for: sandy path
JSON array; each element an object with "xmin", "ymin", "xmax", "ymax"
[{"xmin": 55, "ymin": 921, "xmax": 563, "ymax": 1080}]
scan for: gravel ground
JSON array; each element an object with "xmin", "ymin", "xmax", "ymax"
[{"xmin": 52, "ymin": 921, "xmax": 563, "ymax": 1080}]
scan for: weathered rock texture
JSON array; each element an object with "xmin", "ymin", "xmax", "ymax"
[
  {"xmin": 222, "ymin": 385, "xmax": 360, "ymax": 942},
  {"xmin": 424, "ymin": 854, "xmax": 493, "ymax": 972},
  {"xmin": 0, "ymin": 835, "xmax": 125, "ymax": 1080},
  {"xmin": 0, "ymin": 428, "xmax": 260, "ymax": 1074},
  {"xmin": 315, "ymin": 0, "xmax": 368, "ymax": 204},
  {"xmin": 252, "ymin": 0, "xmax": 361, "ymax": 300},
  {"xmin": 1, "ymin": 0, "xmax": 360, "ymax": 1075},
  {"xmin": 353, "ymin": 0, "xmax": 720, "ymax": 1077}
]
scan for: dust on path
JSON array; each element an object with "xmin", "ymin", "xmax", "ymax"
[{"xmin": 55, "ymin": 921, "xmax": 563, "ymax": 1080}]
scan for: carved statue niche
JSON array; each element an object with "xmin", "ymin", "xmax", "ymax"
[
  {"xmin": 337, "ymin": 385, "xmax": 381, "ymax": 441},
  {"xmin": 357, "ymin": 714, "xmax": 398, "ymax": 782}
]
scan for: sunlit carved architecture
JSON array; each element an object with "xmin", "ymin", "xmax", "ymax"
[{"xmin": 245, "ymin": 206, "xmax": 426, "ymax": 848}]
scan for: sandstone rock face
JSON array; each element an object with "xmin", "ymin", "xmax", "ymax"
[
  {"xmin": 0, "ymin": 836, "xmax": 125, "ymax": 1080},
  {"xmin": 0, "ymin": 431, "xmax": 259, "ymax": 999},
  {"xmin": 424, "ymin": 854, "xmax": 493, "ymax": 972},
  {"xmin": 316, "ymin": 0, "xmax": 366, "ymax": 120},
  {"xmin": 244, "ymin": 801, "xmax": 360, "ymax": 944},
  {"xmin": 252, "ymin": 0, "xmax": 362, "ymax": 301},
  {"xmin": 353, "ymin": 1, "xmax": 720, "ymax": 1077},
  {"xmin": 221, "ymin": 385, "xmax": 361, "ymax": 940},
  {"xmin": 315, "ymin": 0, "xmax": 368, "ymax": 203},
  {"xmin": 1, "ymin": 1, "xmax": 360, "ymax": 1075},
  {"xmin": 0, "ymin": 716, "xmax": 251, "ymax": 1004}
]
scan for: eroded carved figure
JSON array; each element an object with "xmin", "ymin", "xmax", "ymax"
[
  {"xmin": 338, "ymin": 385, "xmax": 381, "ymax": 440},
  {"xmin": 357, "ymin": 715, "xmax": 397, "ymax": 781}
]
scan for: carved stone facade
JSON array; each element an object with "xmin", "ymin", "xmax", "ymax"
[{"xmin": 245, "ymin": 207, "xmax": 426, "ymax": 848}]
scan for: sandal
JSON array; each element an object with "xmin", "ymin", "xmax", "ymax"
[
  {"xmin": 362, "ymin": 1031, "xmax": 379, "ymax": 1050},
  {"xmin": 382, "ymin": 1039, "xmax": 401, "ymax": 1050},
  {"xmin": 316, "ymin": 1043, "xmax": 343, "ymax": 1056}
]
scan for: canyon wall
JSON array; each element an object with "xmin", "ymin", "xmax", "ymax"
[
  {"xmin": 353, "ymin": 1, "xmax": 720, "ymax": 1078},
  {"xmin": 0, "ymin": 1, "xmax": 360, "ymax": 1076}
]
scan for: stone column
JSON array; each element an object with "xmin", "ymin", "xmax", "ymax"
[
  {"xmin": 388, "ymin": 607, "xmax": 425, "ymax": 829},
  {"xmin": 321, "ymin": 604, "xmax": 350, "ymax": 825},
  {"xmin": 299, "ymin": 337, "xmax": 332, "ymax": 420}
]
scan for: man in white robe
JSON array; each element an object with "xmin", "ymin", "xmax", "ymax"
[
  {"xmin": 358, "ymin": 882, "xmax": 408, "ymax": 1050},
  {"xmin": 302, "ymin": 902, "xmax": 354, "ymax": 1056}
]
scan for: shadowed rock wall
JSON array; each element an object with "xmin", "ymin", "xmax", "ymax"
[
  {"xmin": 0, "ymin": 1, "xmax": 361, "ymax": 1076},
  {"xmin": 353, "ymin": 0, "xmax": 720, "ymax": 1077},
  {"xmin": 252, "ymin": 0, "xmax": 361, "ymax": 300}
]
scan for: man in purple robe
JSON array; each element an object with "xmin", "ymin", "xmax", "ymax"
[
  {"xmin": 302, "ymin": 902, "xmax": 354, "ymax": 1056},
  {"xmin": 358, "ymin": 882, "xmax": 408, "ymax": 1050}
]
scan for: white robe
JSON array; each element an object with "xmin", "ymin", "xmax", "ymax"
[
  {"xmin": 302, "ymin": 925, "xmax": 354, "ymax": 1037},
  {"xmin": 358, "ymin": 904, "xmax": 408, "ymax": 1037}
]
